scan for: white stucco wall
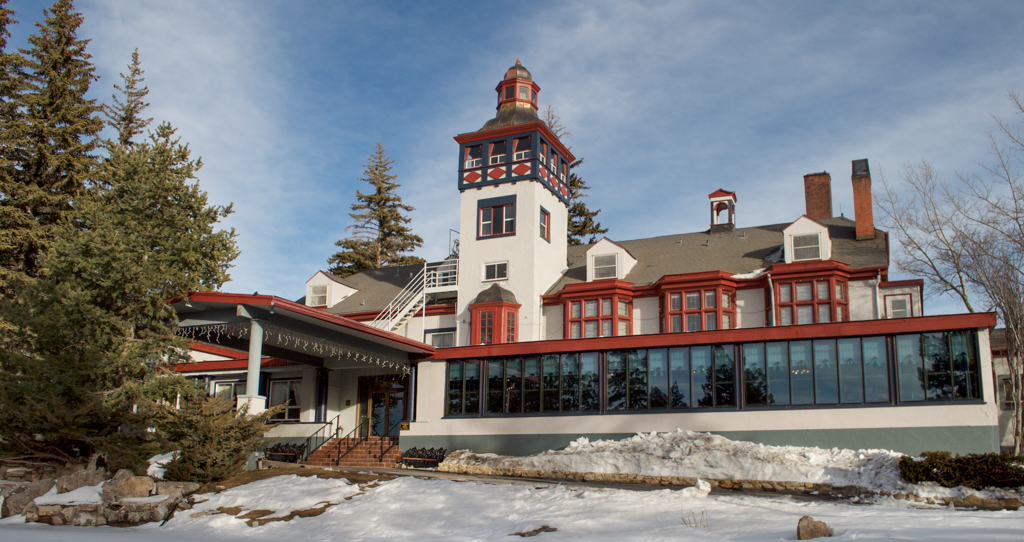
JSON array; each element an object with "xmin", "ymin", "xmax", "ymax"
[
  {"xmin": 735, "ymin": 288, "xmax": 765, "ymax": 329},
  {"xmin": 542, "ymin": 304, "xmax": 563, "ymax": 340},
  {"xmin": 305, "ymin": 272, "xmax": 356, "ymax": 308},
  {"xmin": 585, "ymin": 239, "xmax": 637, "ymax": 282},
  {"xmin": 848, "ymin": 279, "xmax": 878, "ymax": 321},
  {"xmin": 632, "ymin": 296, "xmax": 661, "ymax": 335},
  {"xmin": 879, "ymin": 285, "xmax": 923, "ymax": 318}
]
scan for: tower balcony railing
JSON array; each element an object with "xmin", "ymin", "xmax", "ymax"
[
  {"xmin": 370, "ymin": 258, "xmax": 458, "ymax": 332},
  {"xmin": 424, "ymin": 258, "xmax": 459, "ymax": 293}
]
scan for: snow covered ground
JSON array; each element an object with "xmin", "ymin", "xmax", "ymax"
[{"xmin": 2, "ymin": 475, "xmax": 1024, "ymax": 541}]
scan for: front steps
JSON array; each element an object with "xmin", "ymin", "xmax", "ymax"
[{"xmin": 302, "ymin": 437, "xmax": 401, "ymax": 468}]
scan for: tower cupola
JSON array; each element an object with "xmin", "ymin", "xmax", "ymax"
[
  {"xmin": 481, "ymin": 59, "xmax": 541, "ymax": 132},
  {"xmin": 708, "ymin": 189, "xmax": 737, "ymax": 231}
]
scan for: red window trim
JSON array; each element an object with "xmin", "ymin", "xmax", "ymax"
[
  {"xmin": 565, "ymin": 294, "xmax": 632, "ymax": 339},
  {"xmin": 470, "ymin": 301, "xmax": 521, "ymax": 345},
  {"xmin": 775, "ymin": 277, "xmax": 849, "ymax": 326},
  {"xmin": 663, "ymin": 287, "xmax": 736, "ymax": 333}
]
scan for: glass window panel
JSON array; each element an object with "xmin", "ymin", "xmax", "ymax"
[
  {"xmin": 951, "ymin": 331, "xmax": 979, "ymax": 399},
  {"xmin": 602, "ymin": 299, "xmax": 612, "ymax": 316},
  {"xmin": 504, "ymin": 86, "xmax": 514, "ymax": 99},
  {"xmin": 813, "ymin": 340, "xmax": 838, "ymax": 404},
  {"xmin": 447, "ymin": 362, "xmax": 463, "ymax": 415},
  {"xmin": 518, "ymin": 85, "xmax": 528, "ymax": 99},
  {"xmin": 618, "ymin": 320, "xmax": 629, "ymax": 336},
  {"xmin": 585, "ymin": 300, "xmax": 598, "ymax": 317},
  {"xmin": 602, "ymin": 319, "xmax": 612, "ymax": 337},
  {"xmin": 585, "ymin": 321, "xmax": 598, "ymax": 338},
  {"xmin": 670, "ymin": 293, "xmax": 681, "ymax": 311},
  {"xmin": 896, "ymin": 334, "xmax": 925, "ymax": 402},
  {"xmin": 797, "ymin": 305, "xmax": 813, "ymax": 325},
  {"xmin": 793, "ymin": 234, "xmax": 820, "ymax": 260},
  {"xmin": 487, "ymin": 360, "xmax": 505, "ymax": 414},
  {"xmin": 779, "ymin": 284, "xmax": 792, "ymax": 302},
  {"xmin": 580, "ymin": 353, "xmax": 601, "ymax": 411},
  {"xmin": 817, "ymin": 282, "xmax": 830, "ymax": 300},
  {"xmin": 571, "ymin": 322, "xmax": 581, "ymax": 339},
  {"xmin": 235, "ymin": 383, "xmax": 246, "ymax": 397},
  {"xmin": 606, "ymin": 351, "xmax": 627, "ymax": 411},
  {"xmin": 862, "ymin": 337, "xmax": 889, "ymax": 403},
  {"xmin": 722, "ymin": 313, "xmax": 732, "ymax": 330},
  {"xmin": 571, "ymin": 302, "xmax": 581, "ymax": 318},
  {"xmin": 705, "ymin": 290, "xmax": 717, "ymax": 309},
  {"xmin": 686, "ymin": 292, "xmax": 700, "ymax": 309},
  {"xmin": 542, "ymin": 355, "xmax": 560, "ymax": 412},
  {"xmin": 818, "ymin": 304, "xmax": 831, "ymax": 323},
  {"xmin": 705, "ymin": 312, "xmax": 717, "ymax": 331},
  {"xmin": 743, "ymin": 343, "xmax": 768, "ymax": 407},
  {"xmin": 836, "ymin": 282, "xmax": 845, "ymax": 300},
  {"xmin": 687, "ymin": 314, "xmax": 701, "ymax": 332},
  {"xmin": 523, "ymin": 357, "xmax": 541, "ymax": 413},
  {"xmin": 780, "ymin": 307, "xmax": 793, "ymax": 326},
  {"xmin": 619, "ymin": 300, "xmax": 629, "ymax": 316},
  {"xmin": 837, "ymin": 306, "xmax": 844, "ymax": 322},
  {"xmin": 215, "ymin": 383, "xmax": 233, "ymax": 398},
  {"xmin": 464, "ymin": 363, "xmax": 480, "ymax": 414},
  {"xmin": 796, "ymin": 283, "xmax": 813, "ymax": 301},
  {"xmin": 671, "ymin": 314, "xmax": 682, "ymax": 333},
  {"xmin": 648, "ymin": 349, "xmax": 669, "ymax": 409},
  {"xmin": 669, "ymin": 348, "xmax": 689, "ymax": 408},
  {"xmin": 560, "ymin": 354, "xmax": 580, "ymax": 411},
  {"xmin": 766, "ymin": 342, "xmax": 790, "ymax": 405},
  {"xmin": 722, "ymin": 292, "xmax": 731, "ymax": 309},
  {"xmin": 506, "ymin": 358, "xmax": 523, "ymax": 414},
  {"xmin": 837, "ymin": 338, "xmax": 864, "ymax": 404},
  {"xmin": 923, "ymin": 333, "xmax": 952, "ymax": 400},
  {"xmin": 691, "ymin": 346, "xmax": 713, "ymax": 407},
  {"xmin": 713, "ymin": 345, "xmax": 735, "ymax": 407},
  {"xmin": 789, "ymin": 341, "xmax": 814, "ymax": 405},
  {"xmin": 622, "ymin": 350, "xmax": 646, "ymax": 410},
  {"xmin": 269, "ymin": 381, "xmax": 289, "ymax": 409}
]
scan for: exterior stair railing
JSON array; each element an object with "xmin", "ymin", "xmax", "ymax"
[
  {"xmin": 377, "ymin": 420, "xmax": 405, "ymax": 462},
  {"xmin": 298, "ymin": 413, "xmax": 342, "ymax": 463},
  {"xmin": 370, "ymin": 259, "xmax": 458, "ymax": 332}
]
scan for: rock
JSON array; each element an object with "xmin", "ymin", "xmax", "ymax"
[
  {"xmin": 963, "ymin": 495, "xmax": 982, "ymax": 506},
  {"xmin": 155, "ymin": 481, "xmax": 201, "ymax": 498},
  {"xmin": 1, "ymin": 477, "xmax": 55, "ymax": 518},
  {"xmin": 1000, "ymin": 498, "xmax": 1022, "ymax": 510},
  {"xmin": 55, "ymin": 468, "xmax": 109, "ymax": 494},
  {"xmin": 797, "ymin": 516, "xmax": 831, "ymax": 539},
  {"xmin": 102, "ymin": 469, "xmax": 154, "ymax": 503},
  {"xmin": 104, "ymin": 495, "xmax": 179, "ymax": 526}
]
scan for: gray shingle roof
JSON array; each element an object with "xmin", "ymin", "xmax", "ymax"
[{"xmin": 325, "ymin": 264, "xmax": 423, "ymax": 316}]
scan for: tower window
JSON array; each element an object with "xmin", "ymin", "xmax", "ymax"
[
  {"xmin": 514, "ymin": 137, "xmax": 531, "ymax": 160},
  {"xmin": 540, "ymin": 208, "xmax": 550, "ymax": 241},
  {"xmin": 540, "ymin": 142, "xmax": 548, "ymax": 164},
  {"xmin": 479, "ymin": 203, "xmax": 516, "ymax": 238},
  {"xmin": 465, "ymin": 145, "xmax": 482, "ymax": 169},
  {"xmin": 504, "ymin": 86, "xmax": 514, "ymax": 100},
  {"xmin": 489, "ymin": 141, "xmax": 507, "ymax": 164},
  {"xmin": 518, "ymin": 86, "xmax": 529, "ymax": 100},
  {"xmin": 484, "ymin": 262, "xmax": 508, "ymax": 281}
]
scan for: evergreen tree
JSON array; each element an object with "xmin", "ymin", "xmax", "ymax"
[
  {"xmin": 0, "ymin": 1, "xmax": 30, "ymax": 287},
  {"xmin": 0, "ymin": 0, "xmax": 102, "ymax": 281},
  {"xmin": 103, "ymin": 48, "xmax": 151, "ymax": 150},
  {"xmin": 328, "ymin": 142, "xmax": 424, "ymax": 278},
  {"xmin": 542, "ymin": 106, "xmax": 607, "ymax": 245}
]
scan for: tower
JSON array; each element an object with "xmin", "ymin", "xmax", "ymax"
[{"xmin": 453, "ymin": 60, "xmax": 575, "ymax": 345}]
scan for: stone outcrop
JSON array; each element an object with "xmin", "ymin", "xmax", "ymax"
[
  {"xmin": 1, "ymin": 477, "xmax": 56, "ymax": 518},
  {"xmin": 55, "ymin": 468, "xmax": 109, "ymax": 494},
  {"xmin": 797, "ymin": 515, "xmax": 831, "ymax": 539},
  {"xmin": 102, "ymin": 469, "xmax": 156, "ymax": 503}
]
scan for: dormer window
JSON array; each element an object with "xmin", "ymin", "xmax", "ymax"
[
  {"xmin": 489, "ymin": 141, "xmax": 507, "ymax": 164},
  {"xmin": 504, "ymin": 86, "xmax": 514, "ymax": 100},
  {"xmin": 310, "ymin": 285, "xmax": 327, "ymax": 306},
  {"xmin": 518, "ymin": 85, "xmax": 529, "ymax": 100},
  {"xmin": 465, "ymin": 145, "xmax": 482, "ymax": 168},
  {"xmin": 593, "ymin": 254, "xmax": 617, "ymax": 279},
  {"xmin": 792, "ymin": 234, "xmax": 820, "ymax": 260},
  {"xmin": 514, "ymin": 137, "xmax": 531, "ymax": 160}
]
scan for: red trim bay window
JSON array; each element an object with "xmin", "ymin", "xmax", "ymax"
[
  {"xmin": 566, "ymin": 296, "xmax": 632, "ymax": 339},
  {"xmin": 775, "ymin": 278, "xmax": 848, "ymax": 325},
  {"xmin": 470, "ymin": 301, "xmax": 521, "ymax": 345},
  {"xmin": 664, "ymin": 288, "xmax": 736, "ymax": 332}
]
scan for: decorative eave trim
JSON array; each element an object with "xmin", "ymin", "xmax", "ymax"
[
  {"xmin": 454, "ymin": 121, "xmax": 576, "ymax": 162},
  {"xmin": 340, "ymin": 304, "xmax": 458, "ymax": 322},
  {"xmin": 171, "ymin": 357, "xmax": 297, "ymax": 373}
]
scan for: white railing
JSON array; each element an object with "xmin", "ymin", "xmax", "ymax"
[{"xmin": 370, "ymin": 258, "xmax": 458, "ymax": 331}]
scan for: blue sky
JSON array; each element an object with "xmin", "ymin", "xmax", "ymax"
[{"xmin": 8, "ymin": 1, "xmax": 1024, "ymax": 315}]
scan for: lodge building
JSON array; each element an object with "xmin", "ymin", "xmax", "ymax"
[{"xmin": 173, "ymin": 61, "xmax": 999, "ymax": 465}]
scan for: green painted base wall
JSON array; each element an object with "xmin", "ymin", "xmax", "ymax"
[{"xmin": 401, "ymin": 426, "xmax": 999, "ymax": 457}]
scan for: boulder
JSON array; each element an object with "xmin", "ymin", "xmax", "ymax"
[
  {"xmin": 797, "ymin": 515, "xmax": 831, "ymax": 540},
  {"xmin": 101, "ymin": 469, "xmax": 154, "ymax": 503},
  {"xmin": 1, "ymin": 477, "xmax": 55, "ymax": 518},
  {"xmin": 55, "ymin": 468, "xmax": 109, "ymax": 494},
  {"xmin": 104, "ymin": 495, "xmax": 179, "ymax": 527},
  {"xmin": 155, "ymin": 481, "xmax": 201, "ymax": 498}
]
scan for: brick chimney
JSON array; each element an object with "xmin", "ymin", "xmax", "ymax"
[
  {"xmin": 803, "ymin": 171, "xmax": 833, "ymax": 220},
  {"xmin": 851, "ymin": 159, "xmax": 874, "ymax": 240}
]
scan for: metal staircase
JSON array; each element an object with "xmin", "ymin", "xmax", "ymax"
[{"xmin": 370, "ymin": 259, "xmax": 458, "ymax": 332}]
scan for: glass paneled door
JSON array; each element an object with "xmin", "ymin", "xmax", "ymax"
[{"xmin": 358, "ymin": 375, "xmax": 408, "ymax": 438}]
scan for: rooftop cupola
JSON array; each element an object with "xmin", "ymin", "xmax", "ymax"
[{"xmin": 480, "ymin": 59, "xmax": 541, "ymax": 132}]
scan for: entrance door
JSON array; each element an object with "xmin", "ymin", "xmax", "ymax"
[{"xmin": 358, "ymin": 375, "xmax": 408, "ymax": 437}]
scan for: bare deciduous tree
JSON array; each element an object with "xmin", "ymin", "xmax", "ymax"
[{"xmin": 876, "ymin": 92, "xmax": 1024, "ymax": 454}]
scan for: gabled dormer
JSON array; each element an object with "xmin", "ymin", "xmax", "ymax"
[
  {"xmin": 782, "ymin": 216, "xmax": 832, "ymax": 264},
  {"xmin": 586, "ymin": 238, "xmax": 638, "ymax": 282},
  {"xmin": 305, "ymin": 271, "xmax": 357, "ymax": 309}
]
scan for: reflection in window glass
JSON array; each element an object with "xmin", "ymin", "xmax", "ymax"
[
  {"xmin": 686, "ymin": 292, "xmax": 700, "ymax": 309},
  {"xmin": 862, "ymin": 337, "xmax": 889, "ymax": 402},
  {"xmin": 487, "ymin": 360, "xmax": 504, "ymax": 414},
  {"xmin": 507, "ymin": 358, "xmax": 523, "ymax": 413},
  {"xmin": 561, "ymin": 354, "xmax": 580, "ymax": 411},
  {"xmin": 447, "ymin": 362, "xmax": 463, "ymax": 415},
  {"xmin": 705, "ymin": 290, "xmax": 717, "ymax": 309},
  {"xmin": 464, "ymin": 363, "xmax": 479, "ymax": 414},
  {"xmin": 790, "ymin": 341, "xmax": 813, "ymax": 405},
  {"xmin": 766, "ymin": 342, "xmax": 790, "ymax": 405},
  {"xmin": 523, "ymin": 357, "xmax": 541, "ymax": 413},
  {"xmin": 896, "ymin": 335, "xmax": 924, "ymax": 402},
  {"xmin": 542, "ymin": 355, "xmax": 560, "ymax": 411},
  {"xmin": 743, "ymin": 343, "xmax": 768, "ymax": 407},
  {"xmin": 813, "ymin": 340, "xmax": 838, "ymax": 404},
  {"xmin": 649, "ymin": 349, "xmax": 669, "ymax": 409},
  {"xmin": 691, "ymin": 346, "xmax": 713, "ymax": 407},
  {"xmin": 923, "ymin": 333, "xmax": 952, "ymax": 400},
  {"xmin": 671, "ymin": 293, "xmax": 681, "ymax": 311},
  {"xmin": 627, "ymin": 350, "xmax": 648, "ymax": 410},
  {"xmin": 606, "ymin": 352, "xmax": 627, "ymax": 411},
  {"xmin": 713, "ymin": 345, "xmax": 735, "ymax": 407},
  {"xmin": 687, "ymin": 314, "xmax": 701, "ymax": 332},
  {"xmin": 580, "ymin": 353, "xmax": 601, "ymax": 411},
  {"xmin": 951, "ymin": 331, "xmax": 979, "ymax": 399},
  {"xmin": 669, "ymin": 348, "xmax": 690, "ymax": 409},
  {"xmin": 837, "ymin": 338, "xmax": 864, "ymax": 403}
]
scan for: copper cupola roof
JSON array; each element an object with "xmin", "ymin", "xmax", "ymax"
[{"xmin": 478, "ymin": 59, "xmax": 541, "ymax": 132}]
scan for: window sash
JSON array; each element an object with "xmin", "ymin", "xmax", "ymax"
[{"xmin": 793, "ymin": 234, "xmax": 821, "ymax": 260}]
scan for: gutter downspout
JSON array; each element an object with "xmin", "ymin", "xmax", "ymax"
[
  {"xmin": 874, "ymin": 270, "xmax": 882, "ymax": 319},
  {"xmin": 766, "ymin": 273, "xmax": 776, "ymax": 327}
]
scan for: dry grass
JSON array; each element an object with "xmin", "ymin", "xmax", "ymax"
[
  {"xmin": 197, "ymin": 465, "xmax": 395, "ymax": 494},
  {"xmin": 681, "ymin": 510, "xmax": 711, "ymax": 528}
]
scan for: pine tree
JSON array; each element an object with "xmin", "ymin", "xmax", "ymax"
[
  {"xmin": 0, "ymin": 0, "xmax": 102, "ymax": 281},
  {"xmin": 103, "ymin": 48, "xmax": 151, "ymax": 150},
  {"xmin": 328, "ymin": 142, "xmax": 424, "ymax": 278},
  {"xmin": 0, "ymin": 1, "xmax": 30, "ymax": 287},
  {"xmin": 542, "ymin": 106, "xmax": 607, "ymax": 245}
]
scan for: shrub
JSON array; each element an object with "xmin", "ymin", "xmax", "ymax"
[
  {"xmin": 159, "ymin": 395, "xmax": 282, "ymax": 484},
  {"xmin": 899, "ymin": 451, "xmax": 1024, "ymax": 489}
]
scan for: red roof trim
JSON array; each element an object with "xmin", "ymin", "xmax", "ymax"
[
  {"xmin": 454, "ymin": 121, "xmax": 576, "ymax": 163},
  {"xmin": 190, "ymin": 342, "xmax": 248, "ymax": 359},
  {"xmin": 177, "ymin": 292, "xmax": 434, "ymax": 354},
  {"xmin": 172, "ymin": 357, "xmax": 297, "ymax": 373},
  {"xmin": 708, "ymin": 188, "xmax": 736, "ymax": 201},
  {"xmin": 427, "ymin": 312, "xmax": 997, "ymax": 360},
  {"xmin": 880, "ymin": 279, "xmax": 924, "ymax": 288}
]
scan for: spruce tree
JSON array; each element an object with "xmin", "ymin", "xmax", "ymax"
[
  {"xmin": 542, "ymin": 106, "xmax": 607, "ymax": 245},
  {"xmin": 103, "ymin": 48, "xmax": 151, "ymax": 150},
  {"xmin": 0, "ymin": 1, "xmax": 30, "ymax": 286},
  {"xmin": 328, "ymin": 142, "xmax": 424, "ymax": 278}
]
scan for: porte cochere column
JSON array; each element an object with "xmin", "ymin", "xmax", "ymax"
[{"xmin": 237, "ymin": 318, "xmax": 267, "ymax": 414}]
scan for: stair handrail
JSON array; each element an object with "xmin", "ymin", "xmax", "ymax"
[
  {"xmin": 299, "ymin": 413, "xmax": 342, "ymax": 463},
  {"xmin": 370, "ymin": 265, "xmax": 426, "ymax": 330},
  {"xmin": 377, "ymin": 419, "xmax": 405, "ymax": 462},
  {"xmin": 424, "ymin": 258, "xmax": 459, "ymax": 290},
  {"xmin": 327, "ymin": 418, "xmax": 370, "ymax": 465}
]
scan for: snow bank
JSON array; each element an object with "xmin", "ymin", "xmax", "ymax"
[
  {"xmin": 35, "ymin": 484, "xmax": 103, "ymax": 505},
  {"xmin": 444, "ymin": 430, "xmax": 907, "ymax": 491},
  {"xmin": 147, "ymin": 451, "xmax": 177, "ymax": 480},
  {"xmin": 189, "ymin": 475, "xmax": 361, "ymax": 519}
]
